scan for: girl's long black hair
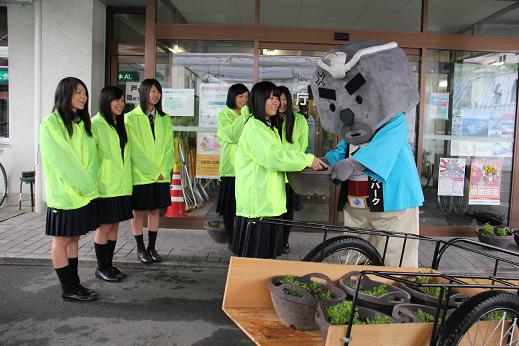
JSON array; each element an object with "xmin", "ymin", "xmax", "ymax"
[
  {"xmin": 53, "ymin": 77, "xmax": 92, "ymax": 137},
  {"xmin": 139, "ymin": 78, "xmax": 165, "ymax": 116},
  {"xmin": 248, "ymin": 81, "xmax": 279, "ymax": 127},
  {"xmin": 99, "ymin": 86, "xmax": 128, "ymax": 154},
  {"xmin": 278, "ymin": 86, "xmax": 295, "ymax": 144}
]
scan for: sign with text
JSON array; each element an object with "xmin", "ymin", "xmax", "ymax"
[
  {"xmin": 199, "ymin": 83, "xmax": 228, "ymax": 127},
  {"xmin": 117, "ymin": 71, "xmax": 139, "ymax": 83},
  {"xmin": 125, "ymin": 82, "xmax": 140, "ymax": 104},
  {"xmin": 438, "ymin": 158, "xmax": 466, "ymax": 196},
  {"xmin": 469, "ymin": 158, "xmax": 502, "ymax": 205},
  {"xmin": 195, "ymin": 132, "xmax": 220, "ymax": 179},
  {"xmin": 162, "ymin": 88, "xmax": 194, "ymax": 117},
  {"xmin": 0, "ymin": 70, "xmax": 7, "ymax": 83}
]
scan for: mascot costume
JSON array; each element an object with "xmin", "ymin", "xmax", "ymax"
[{"xmin": 311, "ymin": 40, "xmax": 424, "ymax": 267}]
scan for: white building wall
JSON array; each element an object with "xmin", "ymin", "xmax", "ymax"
[{"xmin": 3, "ymin": 0, "xmax": 106, "ymax": 206}]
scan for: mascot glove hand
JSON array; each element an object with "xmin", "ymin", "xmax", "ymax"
[{"xmin": 331, "ymin": 158, "xmax": 365, "ymax": 182}]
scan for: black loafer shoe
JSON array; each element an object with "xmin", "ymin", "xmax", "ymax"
[
  {"xmin": 147, "ymin": 247, "xmax": 162, "ymax": 262},
  {"xmin": 77, "ymin": 284, "xmax": 97, "ymax": 297},
  {"xmin": 95, "ymin": 268, "xmax": 121, "ymax": 283},
  {"xmin": 62, "ymin": 287, "xmax": 98, "ymax": 302},
  {"xmin": 111, "ymin": 267, "xmax": 126, "ymax": 280},
  {"xmin": 137, "ymin": 249, "xmax": 152, "ymax": 264}
]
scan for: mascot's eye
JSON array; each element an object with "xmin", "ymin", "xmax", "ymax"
[
  {"xmin": 330, "ymin": 104, "xmax": 336, "ymax": 112},
  {"xmin": 356, "ymin": 96, "xmax": 363, "ymax": 104}
]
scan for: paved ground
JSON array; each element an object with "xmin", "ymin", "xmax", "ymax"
[
  {"xmin": 0, "ymin": 264, "xmax": 253, "ymax": 346},
  {"xmin": 1, "ymin": 202, "xmax": 519, "ymax": 277}
]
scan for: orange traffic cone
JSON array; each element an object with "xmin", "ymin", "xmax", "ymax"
[{"xmin": 164, "ymin": 167, "xmax": 188, "ymax": 218}]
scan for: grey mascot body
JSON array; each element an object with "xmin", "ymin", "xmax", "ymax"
[{"xmin": 311, "ymin": 40, "xmax": 424, "ymax": 267}]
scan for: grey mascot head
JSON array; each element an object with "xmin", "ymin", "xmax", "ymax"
[{"xmin": 310, "ymin": 40, "xmax": 419, "ymax": 145}]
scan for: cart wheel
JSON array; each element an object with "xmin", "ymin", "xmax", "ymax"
[
  {"xmin": 434, "ymin": 290, "xmax": 519, "ymax": 346},
  {"xmin": 302, "ymin": 236, "xmax": 383, "ymax": 265}
]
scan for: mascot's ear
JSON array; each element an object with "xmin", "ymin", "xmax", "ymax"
[{"xmin": 317, "ymin": 52, "xmax": 348, "ymax": 79}]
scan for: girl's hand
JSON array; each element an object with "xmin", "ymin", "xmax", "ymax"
[
  {"xmin": 158, "ymin": 173, "xmax": 164, "ymax": 181},
  {"xmin": 310, "ymin": 157, "xmax": 328, "ymax": 171}
]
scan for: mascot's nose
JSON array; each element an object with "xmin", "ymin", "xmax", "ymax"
[{"xmin": 340, "ymin": 108, "xmax": 355, "ymax": 126}]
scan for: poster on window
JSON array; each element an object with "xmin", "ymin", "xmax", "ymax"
[
  {"xmin": 429, "ymin": 93, "xmax": 450, "ymax": 120},
  {"xmin": 199, "ymin": 83, "xmax": 228, "ymax": 127},
  {"xmin": 195, "ymin": 132, "xmax": 220, "ymax": 179},
  {"xmin": 162, "ymin": 88, "xmax": 194, "ymax": 117},
  {"xmin": 438, "ymin": 158, "xmax": 466, "ymax": 196},
  {"xmin": 125, "ymin": 82, "xmax": 140, "ymax": 105},
  {"xmin": 468, "ymin": 159, "xmax": 502, "ymax": 205}
]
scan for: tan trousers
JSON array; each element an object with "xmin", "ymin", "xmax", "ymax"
[{"xmin": 343, "ymin": 206, "xmax": 419, "ymax": 268}]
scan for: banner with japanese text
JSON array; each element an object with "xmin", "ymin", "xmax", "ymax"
[
  {"xmin": 195, "ymin": 132, "xmax": 220, "ymax": 179},
  {"xmin": 438, "ymin": 158, "xmax": 466, "ymax": 196}
]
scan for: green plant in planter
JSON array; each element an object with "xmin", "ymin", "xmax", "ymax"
[
  {"xmin": 414, "ymin": 276, "xmax": 445, "ymax": 299},
  {"xmin": 495, "ymin": 227, "xmax": 510, "ymax": 236},
  {"xmin": 325, "ymin": 300, "xmax": 392, "ymax": 325},
  {"xmin": 345, "ymin": 281, "xmax": 389, "ymax": 297},
  {"xmin": 482, "ymin": 222, "xmax": 494, "ymax": 235},
  {"xmin": 280, "ymin": 275, "xmax": 333, "ymax": 301},
  {"xmin": 416, "ymin": 308, "xmax": 435, "ymax": 323}
]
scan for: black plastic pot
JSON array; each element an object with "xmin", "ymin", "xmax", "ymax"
[
  {"xmin": 286, "ymin": 167, "xmax": 332, "ymax": 196},
  {"xmin": 204, "ymin": 220, "xmax": 228, "ymax": 244},
  {"xmin": 268, "ymin": 273, "xmax": 347, "ymax": 331},
  {"xmin": 513, "ymin": 229, "xmax": 519, "ymax": 249},
  {"xmin": 476, "ymin": 228, "xmax": 514, "ymax": 248},
  {"xmin": 315, "ymin": 300, "xmax": 401, "ymax": 342},
  {"xmin": 338, "ymin": 271, "xmax": 411, "ymax": 315},
  {"xmin": 400, "ymin": 278, "xmax": 466, "ymax": 308},
  {"xmin": 392, "ymin": 303, "xmax": 453, "ymax": 323}
]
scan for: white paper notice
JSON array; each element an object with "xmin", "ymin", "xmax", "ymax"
[
  {"xmin": 438, "ymin": 158, "xmax": 466, "ymax": 196},
  {"xmin": 162, "ymin": 88, "xmax": 194, "ymax": 117}
]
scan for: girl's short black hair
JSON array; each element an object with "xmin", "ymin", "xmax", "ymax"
[
  {"xmin": 226, "ymin": 83, "xmax": 249, "ymax": 109},
  {"xmin": 278, "ymin": 86, "xmax": 295, "ymax": 144},
  {"xmin": 99, "ymin": 86, "xmax": 128, "ymax": 155},
  {"xmin": 53, "ymin": 77, "xmax": 92, "ymax": 137},
  {"xmin": 139, "ymin": 78, "xmax": 165, "ymax": 116},
  {"xmin": 248, "ymin": 81, "xmax": 280, "ymax": 125}
]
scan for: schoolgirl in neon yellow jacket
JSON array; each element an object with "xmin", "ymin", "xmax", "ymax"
[
  {"xmin": 280, "ymin": 111, "xmax": 309, "ymax": 152},
  {"xmin": 91, "ymin": 112, "xmax": 132, "ymax": 197},
  {"xmin": 124, "ymin": 105, "xmax": 174, "ymax": 185},
  {"xmin": 235, "ymin": 116, "xmax": 314, "ymax": 218},
  {"xmin": 40, "ymin": 111, "xmax": 99, "ymax": 210}
]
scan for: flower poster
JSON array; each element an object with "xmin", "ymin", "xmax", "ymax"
[
  {"xmin": 468, "ymin": 159, "xmax": 502, "ymax": 205},
  {"xmin": 195, "ymin": 132, "xmax": 220, "ymax": 179},
  {"xmin": 438, "ymin": 158, "xmax": 466, "ymax": 196}
]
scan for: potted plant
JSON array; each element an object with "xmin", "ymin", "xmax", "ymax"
[
  {"xmin": 338, "ymin": 271, "xmax": 411, "ymax": 315},
  {"xmin": 204, "ymin": 220, "xmax": 228, "ymax": 244},
  {"xmin": 476, "ymin": 222, "xmax": 514, "ymax": 248},
  {"xmin": 392, "ymin": 303, "xmax": 453, "ymax": 323},
  {"xmin": 315, "ymin": 299, "xmax": 399, "ymax": 341},
  {"xmin": 400, "ymin": 275, "xmax": 466, "ymax": 308},
  {"xmin": 268, "ymin": 273, "xmax": 346, "ymax": 331}
]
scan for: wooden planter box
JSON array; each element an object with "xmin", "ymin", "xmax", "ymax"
[{"xmin": 222, "ymin": 257, "xmax": 497, "ymax": 346}]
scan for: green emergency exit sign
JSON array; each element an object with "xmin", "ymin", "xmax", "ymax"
[
  {"xmin": 117, "ymin": 71, "xmax": 139, "ymax": 83},
  {"xmin": 0, "ymin": 70, "xmax": 7, "ymax": 83}
]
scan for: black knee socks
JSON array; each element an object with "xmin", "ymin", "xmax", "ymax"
[
  {"xmin": 107, "ymin": 240, "xmax": 116, "ymax": 269},
  {"xmin": 134, "ymin": 234, "xmax": 146, "ymax": 251},
  {"xmin": 94, "ymin": 243, "xmax": 107, "ymax": 270},
  {"xmin": 68, "ymin": 257, "xmax": 80, "ymax": 285},
  {"xmin": 55, "ymin": 265, "xmax": 75, "ymax": 293},
  {"xmin": 148, "ymin": 231, "xmax": 157, "ymax": 250}
]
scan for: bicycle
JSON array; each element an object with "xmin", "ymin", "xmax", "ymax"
[{"xmin": 0, "ymin": 160, "xmax": 7, "ymax": 206}]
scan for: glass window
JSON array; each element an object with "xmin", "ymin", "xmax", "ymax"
[
  {"xmin": 261, "ymin": 0, "xmax": 421, "ymax": 32},
  {"xmin": 0, "ymin": 6, "xmax": 7, "ymax": 140},
  {"xmin": 422, "ymin": 49, "xmax": 518, "ymax": 227},
  {"xmin": 429, "ymin": 1, "xmax": 519, "ymax": 37},
  {"xmin": 109, "ymin": 12, "xmax": 146, "ymax": 109},
  {"xmin": 156, "ymin": 0, "xmax": 255, "ymax": 25}
]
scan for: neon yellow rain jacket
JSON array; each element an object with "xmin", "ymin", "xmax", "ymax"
[
  {"xmin": 216, "ymin": 106, "xmax": 251, "ymax": 177},
  {"xmin": 281, "ymin": 112, "xmax": 309, "ymax": 152},
  {"xmin": 40, "ymin": 112, "xmax": 99, "ymax": 210},
  {"xmin": 124, "ymin": 106, "xmax": 174, "ymax": 186},
  {"xmin": 235, "ymin": 117, "xmax": 314, "ymax": 218},
  {"xmin": 91, "ymin": 113, "xmax": 132, "ymax": 197}
]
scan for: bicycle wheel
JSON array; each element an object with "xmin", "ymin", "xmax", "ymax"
[
  {"xmin": 435, "ymin": 290, "xmax": 519, "ymax": 346},
  {"xmin": 0, "ymin": 163, "xmax": 7, "ymax": 206},
  {"xmin": 303, "ymin": 236, "xmax": 384, "ymax": 266}
]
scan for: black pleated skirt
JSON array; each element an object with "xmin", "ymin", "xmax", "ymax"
[
  {"xmin": 131, "ymin": 182, "xmax": 171, "ymax": 211},
  {"xmin": 216, "ymin": 177, "xmax": 236, "ymax": 218},
  {"xmin": 45, "ymin": 200, "xmax": 99, "ymax": 236},
  {"xmin": 97, "ymin": 195, "xmax": 133, "ymax": 224},
  {"xmin": 231, "ymin": 216, "xmax": 284, "ymax": 258}
]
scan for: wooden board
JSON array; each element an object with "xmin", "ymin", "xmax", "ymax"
[{"xmin": 222, "ymin": 257, "xmax": 512, "ymax": 345}]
